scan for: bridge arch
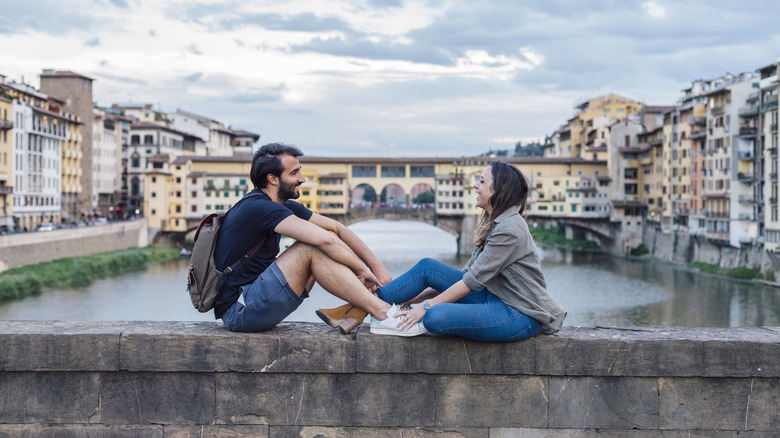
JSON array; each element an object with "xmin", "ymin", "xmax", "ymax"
[{"xmin": 350, "ymin": 183, "xmax": 378, "ymax": 208}]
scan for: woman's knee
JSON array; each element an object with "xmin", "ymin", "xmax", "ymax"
[{"xmin": 416, "ymin": 257, "xmax": 441, "ymax": 271}]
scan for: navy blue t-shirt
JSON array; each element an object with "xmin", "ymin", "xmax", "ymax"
[{"xmin": 213, "ymin": 189, "xmax": 312, "ymax": 318}]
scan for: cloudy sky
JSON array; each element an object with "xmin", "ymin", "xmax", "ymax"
[{"xmin": 1, "ymin": 0, "xmax": 779, "ymax": 157}]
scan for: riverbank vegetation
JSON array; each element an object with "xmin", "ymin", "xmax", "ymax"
[
  {"xmin": 689, "ymin": 262, "xmax": 763, "ymax": 280},
  {"xmin": 530, "ymin": 226, "xmax": 600, "ymax": 250},
  {"xmin": 0, "ymin": 247, "xmax": 179, "ymax": 303}
]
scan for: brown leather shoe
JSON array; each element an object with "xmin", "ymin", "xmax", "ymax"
[{"xmin": 316, "ymin": 303, "xmax": 369, "ymax": 334}]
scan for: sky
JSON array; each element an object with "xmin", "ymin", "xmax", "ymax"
[{"xmin": 1, "ymin": 0, "xmax": 779, "ymax": 157}]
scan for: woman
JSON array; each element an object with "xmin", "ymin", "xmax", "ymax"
[{"xmin": 371, "ymin": 161, "xmax": 566, "ymax": 342}]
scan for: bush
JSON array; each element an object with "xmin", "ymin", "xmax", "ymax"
[
  {"xmin": 690, "ymin": 262, "xmax": 720, "ymax": 274},
  {"xmin": 530, "ymin": 226, "xmax": 600, "ymax": 250},
  {"xmin": 0, "ymin": 247, "xmax": 179, "ymax": 303},
  {"xmin": 629, "ymin": 244, "xmax": 650, "ymax": 256},
  {"xmin": 726, "ymin": 267, "xmax": 762, "ymax": 280}
]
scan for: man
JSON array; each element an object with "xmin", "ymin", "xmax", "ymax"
[{"xmin": 213, "ymin": 142, "xmax": 425, "ymax": 336}]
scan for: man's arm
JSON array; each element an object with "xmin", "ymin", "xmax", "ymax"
[
  {"xmin": 308, "ymin": 213, "xmax": 392, "ymax": 286},
  {"xmin": 274, "ymin": 215, "xmax": 382, "ymax": 287}
]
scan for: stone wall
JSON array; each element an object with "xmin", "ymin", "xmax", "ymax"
[
  {"xmin": 0, "ymin": 219, "xmax": 148, "ymax": 272},
  {"xmin": 642, "ymin": 224, "xmax": 773, "ymax": 274},
  {"xmin": 0, "ymin": 321, "xmax": 778, "ymax": 437}
]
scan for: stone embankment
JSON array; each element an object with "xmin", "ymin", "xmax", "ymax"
[
  {"xmin": 0, "ymin": 321, "xmax": 778, "ymax": 437},
  {"xmin": 0, "ymin": 220, "xmax": 148, "ymax": 272}
]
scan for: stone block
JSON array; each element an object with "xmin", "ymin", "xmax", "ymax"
[
  {"xmin": 0, "ymin": 424, "xmax": 163, "ymax": 437},
  {"xmin": 536, "ymin": 327, "xmax": 780, "ymax": 377},
  {"xmin": 548, "ymin": 377, "xmax": 659, "ymax": 429},
  {"xmin": 435, "ymin": 375, "xmax": 548, "ymax": 428},
  {"xmin": 216, "ymin": 373, "xmax": 436, "ymax": 427},
  {"xmin": 100, "ymin": 372, "xmax": 216, "ymax": 425},
  {"xmin": 491, "ymin": 430, "xmax": 739, "ymax": 438},
  {"xmin": 659, "ymin": 377, "xmax": 780, "ymax": 431},
  {"xmin": 120, "ymin": 322, "xmax": 355, "ymax": 373},
  {"xmin": 0, "ymin": 372, "xmax": 100, "ymax": 423},
  {"xmin": 271, "ymin": 425, "xmax": 487, "ymax": 437},
  {"xmin": 356, "ymin": 328, "xmax": 535, "ymax": 375},
  {"xmin": 163, "ymin": 424, "xmax": 269, "ymax": 437},
  {"xmin": 0, "ymin": 320, "xmax": 131, "ymax": 371}
]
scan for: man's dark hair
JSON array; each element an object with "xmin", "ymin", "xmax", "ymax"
[{"xmin": 250, "ymin": 143, "xmax": 304, "ymax": 189}]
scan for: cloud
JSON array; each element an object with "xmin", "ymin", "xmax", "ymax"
[
  {"xmin": 188, "ymin": 44, "xmax": 202, "ymax": 55},
  {"xmin": 642, "ymin": 1, "xmax": 667, "ymax": 18},
  {"xmin": 110, "ymin": 0, "xmax": 129, "ymax": 8},
  {"xmin": 93, "ymin": 73, "xmax": 148, "ymax": 86},
  {"xmin": 183, "ymin": 72, "xmax": 202, "ymax": 82},
  {"xmin": 291, "ymin": 36, "xmax": 454, "ymax": 65},
  {"xmin": 84, "ymin": 37, "xmax": 100, "ymax": 47},
  {"xmin": 149, "ymin": 29, "xmax": 156, "ymax": 37}
]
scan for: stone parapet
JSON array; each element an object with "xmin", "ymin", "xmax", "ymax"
[{"xmin": 0, "ymin": 321, "xmax": 778, "ymax": 437}]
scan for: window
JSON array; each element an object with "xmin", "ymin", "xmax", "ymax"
[
  {"xmin": 410, "ymin": 166, "xmax": 434, "ymax": 177},
  {"xmin": 381, "ymin": 165, "xmax": 405, "ymax": 177},
  {"xmin": 352, "ymin": 165, "xmax": 376, "ymax": 177},
  {"xmin": 144, "ymin": 135, "xmax": 154, "ymax": 145}
]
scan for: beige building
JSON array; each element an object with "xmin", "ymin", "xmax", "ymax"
[
  {"xmin": 759, "ymin": 62, "xmax": 780, "ymax": 251},
  {"xmin": 0, "ymin": 93, "xmax": 12, "ymax": 229}
]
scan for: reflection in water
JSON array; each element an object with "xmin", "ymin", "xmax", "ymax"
[{"xmin": 0, "ymin": 219, "xmax": 777, "ymax": 327}]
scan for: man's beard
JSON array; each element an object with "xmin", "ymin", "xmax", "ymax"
[{"xmin": 278, "ymin": 179, "xmax": 300, "ymax": 201}]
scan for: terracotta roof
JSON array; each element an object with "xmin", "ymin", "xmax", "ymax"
[{"xmin": 40, "ymin": 70, "xmax": 94, "ymax": 81}]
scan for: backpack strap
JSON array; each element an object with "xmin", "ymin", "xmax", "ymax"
[{"xmin": 223, "ymin": 234, "xmax": 267, "ymax": 275}]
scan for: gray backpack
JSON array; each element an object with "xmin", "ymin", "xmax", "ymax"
[{"xmin": 186, "ymin": 211, "xmax": 264, "ymax": 312}]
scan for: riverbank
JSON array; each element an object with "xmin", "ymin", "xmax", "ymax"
[{"xmin": 0, "ymin": 247, "xmax": 180, "ymax": 303}]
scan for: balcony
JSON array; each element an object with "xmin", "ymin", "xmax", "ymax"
[
  {"xmin": 771, "ymin": 197, "xmax": 778, "ymax": 205},
  {"xmin": 738, "ymin": 213, "xmax": 754, "ymax": 221},
  {"xmin": 738, "ymin": 195, "xmax": 755, "ymax": 204},
  {"xmin": 738, "ymin": 150, "xmax": 754, "ymax": 160},
  {"xmin": 710, "ymin": 106, "xmax": 724, "ymax": 116},
  {"xmin": 0, "ymin": 185, "xmax": 12, "ymax": 195},
  {"xmin": 0, "ymin": 119, "xmax": 12, "ymax": 131},
  {"xmin": 763, "ymin": 96, "xmax": 779, "ymax": 112},
  {"xmin": 739, "ymin": 127, "xmax": 758, "ymax": 137},
  {"xmin": 772, "ymin": 123, "xmax": 778, "ymax": 133},
  {"xmin": 772, "ymin": 173, "xmax": 778, "ymax": 182},
  {"xmin": 737, "ymin": 172, "xmax": 755, "ymax": 183},
  {"xmin": 738, "ymin": 104, "xmax": 759, "ymax": 118}
]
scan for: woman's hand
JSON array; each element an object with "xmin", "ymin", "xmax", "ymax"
[{"xmin": 396, "ymin": 306, "xmax": 427, "ymax": 330}]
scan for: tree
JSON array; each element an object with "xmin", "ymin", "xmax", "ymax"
[
  {"xmin": 413, "ymin": 190, "xmax": 435, "ymax": 204},
  {"xmin": 361, "ymin": 185, "xmax": 377, "ymax": 203}
]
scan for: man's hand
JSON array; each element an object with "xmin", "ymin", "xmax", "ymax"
[
  {"xmin": 371, "ymin": 266, "xmax": 392, "ymax": 288},
  {"xmin": 360, "ymin": 270, "xmax": 381, "ymax": 291}
]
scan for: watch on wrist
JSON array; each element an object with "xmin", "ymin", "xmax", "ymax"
[{"xmin": 422, "ymin": 300, "xmax": 431, "ymax": 310}]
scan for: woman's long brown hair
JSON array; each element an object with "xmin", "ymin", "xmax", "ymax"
[{"xmin": 474, "ymin": 161, "xmax": 529, "ymax": 248}]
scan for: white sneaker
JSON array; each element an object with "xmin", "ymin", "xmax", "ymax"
[{"xmin": 369, "ymin": 304, "xmax": 427, "ymax": 337}]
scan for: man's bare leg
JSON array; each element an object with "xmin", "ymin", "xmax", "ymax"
[{"xmin": 275, "ymin": 242, "xmax": 391, "ymax": 320}]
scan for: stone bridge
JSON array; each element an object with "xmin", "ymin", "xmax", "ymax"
[
  {"xmin": 1, "ymin": 320, "xmax": 777, "ymax": 437},
  {"xmin": 178, "ymin": 207, "xmax": 477, "ymax": 255}
]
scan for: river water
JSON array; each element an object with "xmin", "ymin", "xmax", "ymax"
[{"xmin": 0, "ymin": 219, "xmax": 778, "ymax": 327}]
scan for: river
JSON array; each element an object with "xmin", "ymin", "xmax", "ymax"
[{"xmin": 0, "ymin": 219, "xmax": 778, "ymax": 327}]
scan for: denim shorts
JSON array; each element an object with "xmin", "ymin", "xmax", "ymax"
[{"xmin": 221, "ymin": 261, "xmax": 307, "ymax": 332}]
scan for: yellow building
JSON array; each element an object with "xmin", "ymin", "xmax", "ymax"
[
  {"xmin": 61, "ymin": 112, "xmax": 82, "ymax": 222},
  {"xmin": 0, "ymin": 94, "xmax": 12, "ymax": 229},
  {"xmin": 559, "ymin": 94, "xmax": 644, "ymax": 160}
]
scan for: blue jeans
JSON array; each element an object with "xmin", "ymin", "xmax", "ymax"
[{"xmin": 377, "ymin": 258, "xmax": 542, "ymax": 342}]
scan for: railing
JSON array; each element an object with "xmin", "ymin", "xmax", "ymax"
[
  {"xmin": 772, "ymin": 123, "xmax": 778, "ymax": 133},
  {"xmin": 772, "ymin": 173, "xmax": 778, "ymax": 182},
  {"xmin": 739, "ymin": 127, "xmax": 758, "ymax": 136},
  {"xmin": 738, "ymin": 105, "xmax": 759, "ymax": 118},
  {"xmin": 738, "ymin": 150, "xmax": 754, "ymax": 160},
  {"xmin": 0, "ymin": 186, "xmax": 12, "ymax": 195},
  {"xmin": 0, "ymin": 119, "xmax": 12, "ymax": 130},
  {"xmin": 738, "ymin": 213, "xmax": 754, "ymax": 221},
  {"xmin": 738, "ymin": 195, "xmax": 755, "ymax": 203},
  {"xmin": 771, "ymin": 197, "xmax": 778, "ymax": 205},
  {"xmin": 737, "ymin": 172, "xmax": 755, "ymax": 183},
  {"xmin": 710, "ymin": 106, "xmax": 724, "ymax": 116}
]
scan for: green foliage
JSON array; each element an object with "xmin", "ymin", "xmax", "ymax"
[
  {"xmin": 629, "ymin": 244, "xmax": 649, "ymax": 256},
  {"xmin": 726, "ymin": 267, "xmax": 762, "ymax": 280},
  {"xmin": 530, "ymin": 226, "xmax": 600, "ymax": 250},
  {"xmin": 361, "ymin": 184, "xmax": 377, "ymax": 203},
  {"xmin": 689, "ymin": 262, "xmax": 720, "ymax": 274},
  {"xmin": 413, "ymin": 190, "xmax": 435, "ymax": 204},
  {"xmin": 0, "ymin": 247, "xmax": 179, "ymax": 303}
]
